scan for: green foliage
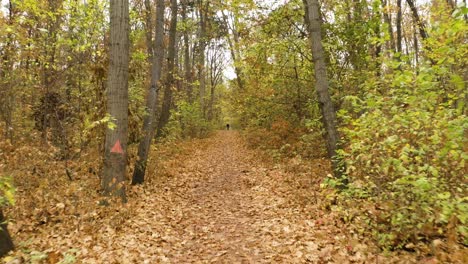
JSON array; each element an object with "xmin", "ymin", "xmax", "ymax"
[
  {"xmin": 322, "ymin": 3, "xmax": 468, "ymax": 250},
  {"xmin": 163, "ymin": 100, "xmax": 212, "ymax": 140},
  {"xmin": 0, "ymin": 176, "xmax": 15, "ymax": 207},
  {"xmin": 336, "ymin": 52, "xmax": 467, "ymax": 250}
]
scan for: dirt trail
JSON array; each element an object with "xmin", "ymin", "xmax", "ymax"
[
  {"xmin": 105, "ymin": 130, "xmax": 337, "ymax": 263},
  {"xmin": 8, "ymin": 131, "xmax": 382, "ymax": 263},
  {"xmin": 4, "ymin": 131, "xmax": 445, "ymax": 263}
]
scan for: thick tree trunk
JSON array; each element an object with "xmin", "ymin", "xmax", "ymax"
[
  {"xmin": 157, "ymin": 0, "xmax": 178, "ymax": 137},
  {"xmin": 101, "ymin": 0, "xmax": 129, "ymax": 202},
  {"xmin": 0, "ymin": 209, "xmax": 14, "ymax": 257},
  {"xmin": 304, "ymin": 0, "xmax": 342, "ymax": 177},
  {"xmin": 132, "ymin": 0, "xmax": 166, "ymax": 185}
]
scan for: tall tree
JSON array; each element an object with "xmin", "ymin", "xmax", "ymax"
[
  {"xmin": 303, "ymin": 0, "xmax": 341, "ymax": 176},
  {"xmin": 396, "ymin": 0, "xmax": 403, "ymax": 54},
  {"xmin": 144, "ymin": 0, "xmax": 154, "ymax": 61},
  {"xmin": 157, "ymin": 0, "xmax": 179, "ymax": 137},
  {"xmin": 382, "ymin": 0, "xmax": 396, "ymax": 53},
  {"xmin": 207, "ymin": 43, "xmax": 225, "ymax": 121},
  {"xmin": 197, "ymin": 0, "xmax": 207, "ymax": 115},
  {"xmin": 0, "ymin": 0, "xmax": 15, "ymax": 142},
  {"xmin": 406, "ymin": 0, "xmax": 428, "ymax": 40},
  {"xmin": 101, "ymin": 0, "xmax": 130, "ymax": 201},
  {"xmin": 182, "ymin": 0, "xmax": 193, "ymax": 100},
  {"xmin": 132, "ymin": 0, "xmax": 166, "ymax": 185},
  {"xmin": 221, "ymin": 9, "xmax": 244, "ymax": 90}
]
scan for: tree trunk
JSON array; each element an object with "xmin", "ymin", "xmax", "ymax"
[
  {"xmin": 382, "ymin": 0, "xmax": 396, "ymax": 53},
  {"xmin": 101, "ymin": 0, "xmax": 129, "ymax": 202},
  {"xmin": 221, "ymin": 10, "xmax": 244, "ymax": 90},
  {"xmin": 396, "ymin": 0, "xmax": 403, "ymax": 54},
  {"xmin": 304, "ymin": 0, "xmax": 342, "ymax": 178},
  {"xmin": 197, "ymin": 0, "xmax": 207, "ymax": 115},
  {"xmin": 0, "ymin": 209, "xmax": 14, "ymax": 257},
  {"xmin": 157, "ymin": 0, "xmax": 178, "ymax": 137},
  {"xmin": 406, "ymin": 0, "xmax": 428, "ymax": 40},
  {"xmin": 144, "ymin": 0, "xmax": 153, "ymax": 61},
  {"xmin": 182, "ymin": 0, "xmax": 193, "ymax": 101},
  {"xmin": 132, "ymin": 0, "xmax": 166, "ymax": 185}
]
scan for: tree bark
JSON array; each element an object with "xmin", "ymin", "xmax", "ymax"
[
  {"xmin": 0, "ymin": 209, "xmax": 14, "ymax": 257},
  {"xmin": 101, "ymin": 0, "xmax": 129, "ymax": 202},
  {"xmin": 382, "ymin": 0, "xmax": 396, "ymax": 53},
  {"xmin": 157, "ymin": 0, "xmax": 178, "ymax": 137},
  {"xmin": 304, "ymin": 0, "xmax": 341, "ymax": 177},
  {"xmin": 182, "ymin": 0, "xmax": 193, "ymax": 101},
  {"xmin": 197, "ymin": 0, "xmax": 207, "ymax": 115},
  {"xmin": 396, "ymin": 0, "xmax": 403, "ymax": 54},
  {"xmin": 405, "ymin": 0, "xmax": 428, "ymax": 40},
  {"xmin": 221, "ymin": 10, "xmax": 244, "ymax": 90},
  {"xmin": 132, "ymin": 0, "xmax": 166, "ymax": 185},
  {"xmin": 144, "ymin": 0, "xmax": 153, "ymax": 61}
]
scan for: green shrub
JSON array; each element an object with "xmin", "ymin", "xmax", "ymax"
[
  {"xmin": 163, "ymin": 100, "xmax": 212, "ymax": 140},
  {"xmin": 0, "ymin": 175, "xmax": 15, "ymax": 207},
  {"xmin": 336, "ymin": 64, "xmax": 467, "ymax": 248},
  {"xmin": 331, "ymin": 9, "xmax": 468, "ymax": 249}
]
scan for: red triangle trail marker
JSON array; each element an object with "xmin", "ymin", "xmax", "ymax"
[{"xmin": 110, "ymin": 139, "xmax": 124, "ymax": 154}]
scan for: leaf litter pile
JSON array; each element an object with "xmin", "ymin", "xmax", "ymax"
[{"xmin": 2, "ymin": 131, "xmax": 441, "ymax": 263}]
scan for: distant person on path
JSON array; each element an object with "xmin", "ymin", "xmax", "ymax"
[{"xmin": 226, "ymin": 124, "xmax": 230, "ymax": 130}]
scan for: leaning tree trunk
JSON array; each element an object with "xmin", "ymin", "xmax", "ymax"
[
  {"xmin": 0, "ymin": 209, "xmax": 14, "ymax": 257},
  {"xmin": 304, "ymin": 0, "xmax": 342, "ymax": 179},
  {"xmin": 101, "ymin": 0, "xmax": 130, "ymax": 202},
  {"xmin": 132, "ymin": 0, "xmax": 166, "ymax": 185},
  {"xmin": 157, "ymin": 0, "xmax": 178, "ymax": 137},
  {"xmin": 405, "ymin": 0, "xmax": 428, "ymax": 40}
]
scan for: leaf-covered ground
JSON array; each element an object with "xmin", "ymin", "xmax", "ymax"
[{"xmin": 2, "ymin": 131, "xmax": 452, "ymax": 263}]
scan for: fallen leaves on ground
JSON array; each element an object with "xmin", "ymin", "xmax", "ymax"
[{"xmin": 2, "ymin": 131, "xmax": 464, "ymax": 263}]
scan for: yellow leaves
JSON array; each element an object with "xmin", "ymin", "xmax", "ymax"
[{"xmin": 0, "ymin": 175, "xmax": 15, "ymax": 206}]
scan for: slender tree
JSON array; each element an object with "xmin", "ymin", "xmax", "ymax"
[
  {"xmin": 182, "ymin": 0, "xmax": 193, "ymax": 100},
  {"xmin": 144, "ymin": 0, "xmax": 153, "ymax": 61},
  {"xmin": 382, "ymin": 0, "xmax": 396, "ymax": 53},
  {"xmin": 157, "ymin": 0, "xmax": 179, "ymax": 137},
  {"xmin": 396, "ymin": 0, "xmax": 403, "ymax": 54},
  {"xmin": 101, "ymin": 0, "xmax": 130, "ymax": 201},
  {"xmin": 303, "ymin": 0, "xmax": 341, "ymax": 177},
  {"xmin": 221, "ymin": 9, "xmax": 244, "ymax": 90},
  {"xmin": 132, "ymin": 0, "xmax": 166, "ymax": 185},
  {"xmin": 197, "ymin": 0, "xmax": 207, "ymax": 115},
  {"xmin": 406, "ymin": 0, "xmax": 428, "ymax": 40}
]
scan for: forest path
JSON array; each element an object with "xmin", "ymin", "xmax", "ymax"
[
  {"xmin": 108, "ymin": 131, "xmax": 340, "ymax": 263},
  {"xmin": 5, "ymin": 131, "xmax": 431, "ymax": 263}
]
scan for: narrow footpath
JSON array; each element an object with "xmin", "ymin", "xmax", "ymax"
[
  {"xmin": 102, "ymin": 131, "xmax": 346, "ymax": 263},
  {"xmin": 14, "ymin": 131, "xmax": 418, "ymax": 263}
]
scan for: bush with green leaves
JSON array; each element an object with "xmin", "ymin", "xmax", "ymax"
[
  {"xmin": 163, "ymin": 100, "xmax": 212, "ymax": 140},
  {"xmin": 333, "ymin": 9, "xmax": 468, "ymax": 248},
  {"xmin": 0, "ymin": 176, "xmax": 15, "ymax": 207},
  {"xmin": 335, "ymin": 58, "xmax": 467, "ymax": 248}
]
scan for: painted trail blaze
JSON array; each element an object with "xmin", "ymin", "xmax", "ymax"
[{"xmin": 110, "ymin": 139, "xmax": 124, "ymax": 154}]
